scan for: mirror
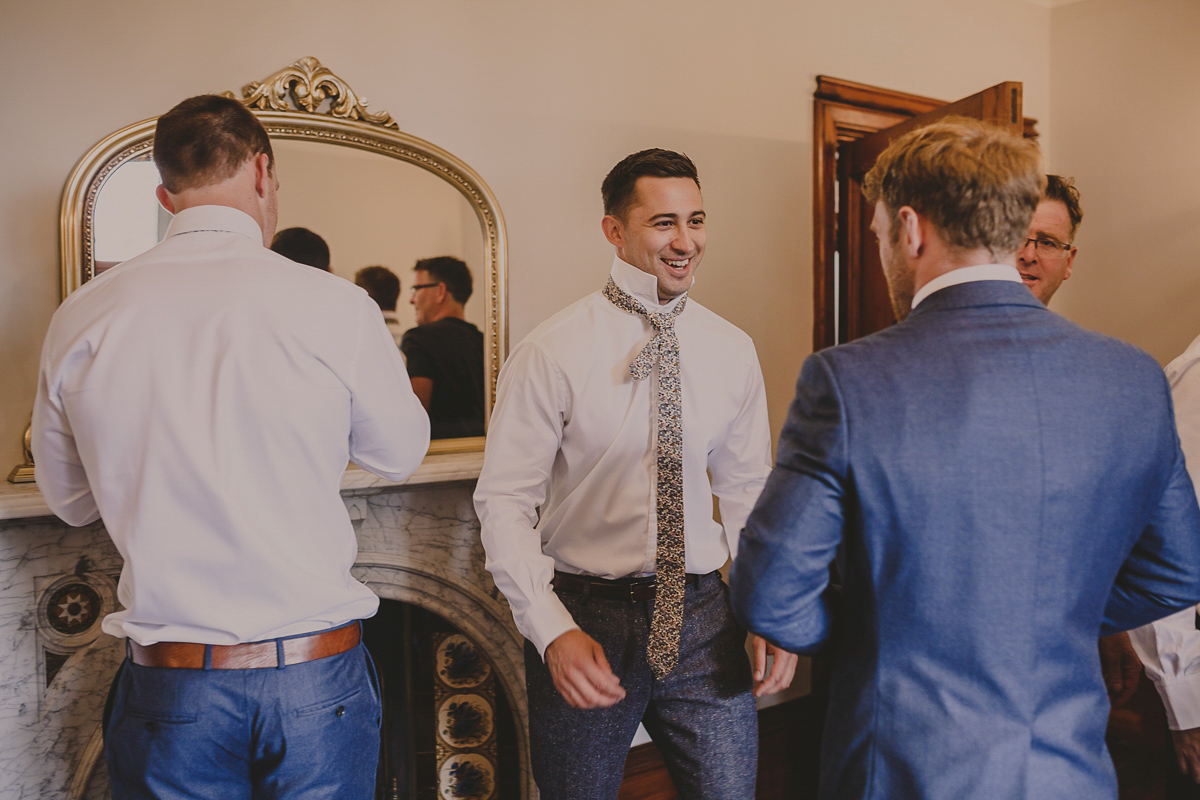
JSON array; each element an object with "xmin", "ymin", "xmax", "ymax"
[{"xmin": 59, "ymin": 57, "xmax": 506, "ymax": 453}]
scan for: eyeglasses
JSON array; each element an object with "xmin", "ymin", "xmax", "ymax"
[
  {"xmin": 1023, "ymin": 236, "xmax": 1073, "ymax": 257},
  {"xmin": 409, "ymin": 282, "xmax": 440, "ymax": 294}
]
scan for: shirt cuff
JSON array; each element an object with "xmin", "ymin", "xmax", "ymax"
[
  {"xmin": 521, "ymin": 592, "xmax": 580, "ymax": 660},
  {"xmin": 1150, "ymin": 673, "xmax": 1200, "ymax": 730}
]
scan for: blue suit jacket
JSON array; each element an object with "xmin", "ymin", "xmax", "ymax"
[{"xmin": 731, "ymin": 281, "xmax": 1200, "ymax": 799}]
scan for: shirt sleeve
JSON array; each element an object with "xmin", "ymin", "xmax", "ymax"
[
  {"xmin": 473, "ymin": 341, "xmax": 579, "ymax": 658},
  {"xmin": 729, "ymin": 352, "xmax": 849, "ymax": 654},
  {"xmin": 31, "ymin": 332, "xmax": 100, "ymax": 527},
  {"xmin": 347, "ymin": 294, "xmax": 431, "ymax": 480},
  {"xmin": 1126, "ymin": 354, "xmax": 1200, "ymax": 730},
  {"xmin": 400, "ymin": 326, "xmax": 435, "ymax": 380},
  {"xmin": 709, "ymin": 342, "xmax": 773, "ymax": 559}
]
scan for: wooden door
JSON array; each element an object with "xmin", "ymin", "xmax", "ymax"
[
  {"xmin": 812, "ymin": 78, "xmax": 1035, "ymax": 348},
  {"xmin": 837, "ymin": 81, "xmax": 1024, "ymax": 343}
]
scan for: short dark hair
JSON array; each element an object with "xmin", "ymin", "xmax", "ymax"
[
  {"xmin": 152, "ymin": 94, "xmax": 274, "ymax": 193},
  {"xmin": 414, "ymin": 256, "xmax": 472, "ymax": 304},
  {"xmin": 271, "ymin": 227, "xmax": 330, "ymax": 271},
  {"xmin": 601, "ymin": 149, "xmax": 700, "ymax": 221},
  {"xmin": 1044, "ymin": 174, "xmax": 1084, "ymax": 240},
  {"xmin": 355, "ymin": 265, "xmax": 401, "ymax": 311}
]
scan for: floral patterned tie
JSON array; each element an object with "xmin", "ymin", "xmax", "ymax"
[{"xmin": 603, "ymin": 277, "xmax": 687, "ymax": 679}]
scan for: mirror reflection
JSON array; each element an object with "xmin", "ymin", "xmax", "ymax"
[{"xmin": 90, "ymin": 139, "xmax": 489, "ymax": 439}]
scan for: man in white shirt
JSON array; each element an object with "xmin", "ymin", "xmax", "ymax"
[
  {"xmin": 474, "ymin": 149, "xmax": 796, "ymax": 799},
  {"xmin": 33, "ymin": 95, "xmax": 430, "ymax": 799},
  {"xmin": 355, "ymin": 264, "xmax": 405, "ymax": 347}
]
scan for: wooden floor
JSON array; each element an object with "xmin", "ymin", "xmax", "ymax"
[{"xmin": 617, "ymin": 696, "xmax": 822, "ymax": 799}]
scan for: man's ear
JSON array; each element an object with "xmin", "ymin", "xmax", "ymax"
[
  {"xmin": 601, "ymin": 215, "xmax": 624, "ymax": 248},
  {"xmin": 897, "ymin": 206, "xmax": 924, "ymax": 258},
  {"xmin": 253, "ymin": 152, "xmax": 272, "ymax": 198},
  {"xmin": 155, "ymin": 185, "xmax": 176, "ymax": 214}
]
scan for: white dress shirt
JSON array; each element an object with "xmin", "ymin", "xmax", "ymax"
[
  {"xmin": 473, "ymin": 256, "xmax": 773, "ymax": 657},
  {"xmin": 33, "ymin": 205, "xmax": 430, "ymax": 646},
  {"xmin": 1129, "ymin": 333, "xmax": 1200, "ymax": 729},
  {"xmin": 911, "ymin": 263, "xmax": 1023, "ymax": 310}
]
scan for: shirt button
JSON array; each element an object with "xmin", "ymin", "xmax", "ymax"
[{"xmin": 335, "ymin": 705, "xmax": 345, "ymax": 717}]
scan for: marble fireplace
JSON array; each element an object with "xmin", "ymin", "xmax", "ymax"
[{"xmin": 0, "ymin": 452, "xmax": 533, "ymax": 799}]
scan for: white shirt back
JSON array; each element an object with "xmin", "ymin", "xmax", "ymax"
[{"xmin": 33, "ymin": 205, "xmax": 430, "ymax": 645}]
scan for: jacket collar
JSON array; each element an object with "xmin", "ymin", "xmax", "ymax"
[{"xmin": 906, "ymin": 279, "xmax": 1045, "ymax": 320}]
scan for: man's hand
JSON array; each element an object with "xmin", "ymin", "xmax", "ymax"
[
  {"xmin": 544, "ymin": 629, "xmax": 626, "ymax": 709},
  {"xmin": 1098, "ymin": 631, "xmax": 1141, "ymax": 708},
  {"xmin": 751, "ymin": 635, "xmax": 799, "ymax": 698},
  {"xmin": 1172, "ymin": 728, "xmax": 1200, "ymax": 783}
]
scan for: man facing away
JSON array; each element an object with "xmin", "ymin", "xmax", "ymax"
[
  {"xmin": 402, "ymin": 256, "xmax": 485, "ymax": 438},
  {"xmin": 473, "ymin": 148, "xmax": 797, "ymax": 799},
  {"xmin": 355, "ymin": 264, "xmax": 405, "ymax": 348},
  {"xmin": 270, "ymin": 225, "xmax": 331, "ymax": 271},
  {"xmin": 32, "ymin": 95, "xmax": 430, "ymax": 799},
  {"xmin": 730, "ymin": 119, "xmax": 1200, "ymax": 799}
]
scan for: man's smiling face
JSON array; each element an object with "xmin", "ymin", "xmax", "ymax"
[{"xmin": 605, "ymin": 176, "xmax": 706, "ymax": 303}]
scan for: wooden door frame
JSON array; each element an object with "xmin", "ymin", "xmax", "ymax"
[{"xmin": 812, "ymin": 76, "xmax": 1039, "ymax": 350}]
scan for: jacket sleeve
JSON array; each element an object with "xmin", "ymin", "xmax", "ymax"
[
  {"xmin": 1124, "ymin": 350, "xmax": 1200, "ymax": 728},
  {"xmin": 1102, "ymin": 382, "xmax": 1200, "ymax": 636},
  {"xmin": 729, "ymin": 351, "xmax": 848, "ymax": 655}
]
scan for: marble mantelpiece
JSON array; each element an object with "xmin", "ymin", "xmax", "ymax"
[{"xmin": 0, "ymin": 453, "xmax": 535, "ymax": 799}]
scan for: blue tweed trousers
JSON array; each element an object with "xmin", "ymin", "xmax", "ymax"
[{"xmin": 524, "ymin": 571, "xmax": 757, "ymax": 799}]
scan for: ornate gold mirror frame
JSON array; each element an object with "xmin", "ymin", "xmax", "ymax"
[{"xmin": 13, "ymin": 57, "xmax": 508, "ymax": 482}]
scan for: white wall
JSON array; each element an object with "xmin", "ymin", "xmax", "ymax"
[
  {"xmin": 0, "ymin": 0, "xmax": 1054, "ymax": 474},
  {"xmin": 1049, "ymin": 0, "xmax": 1200, "ymax": 365}
]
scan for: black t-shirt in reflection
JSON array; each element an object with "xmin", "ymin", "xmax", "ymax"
[{"xmin": 400, "ymin": 317, "xmax": 485, "ymax": 439}]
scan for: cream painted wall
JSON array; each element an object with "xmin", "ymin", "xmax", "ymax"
[
  {"xmin": 1049, "ymin": 0, "xmax": 1200, "ymax": 365},
  {"xmin": 0, "ymin": 0, "xmax": 1054, "ymax": 475}
]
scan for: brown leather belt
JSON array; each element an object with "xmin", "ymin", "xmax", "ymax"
[
  {"xmin": 552, "ymin": 570, "xmax": 711, "ymax": 602},
  {"xmin": 129, "ymin": 622, "xmax": 361, "ymax": 670}
]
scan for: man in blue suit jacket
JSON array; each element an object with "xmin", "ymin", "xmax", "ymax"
[{"xmin": 731, "ymin": 119, "xmax": 1200, "ymax": 799}]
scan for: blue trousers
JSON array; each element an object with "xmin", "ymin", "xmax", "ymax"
[
  {"xmin": 525, "ymin": 571, "xmax": 757, "ymax": 800},
  {"xmin": 104, "ymin": 636, "xmax": 381, "ymax": 800}
]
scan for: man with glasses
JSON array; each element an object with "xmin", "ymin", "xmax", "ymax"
[
  {"xmin": 402, "ymin": 256, "xmax": 485, "ymax": 438},
  {"xmin": 1017, "ymin": 174, "xmax": 1082, "ymax": 305}
]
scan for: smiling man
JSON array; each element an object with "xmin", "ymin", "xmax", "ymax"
[
  {"xmin": 1017, "ymin": 174, "xmax": 1082, "ymax": 304},
  {"xmin": 474, "ymin": 148, "xmax": 796, "ymax": 799}
]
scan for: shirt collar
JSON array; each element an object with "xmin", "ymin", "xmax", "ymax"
[
  {"xmin": 609, "ymin": 255, "xmax": 688, "ymax": 312},
  {"xmin": 164, "ymin": 205, "xmax": 265, "ymax": 244},
  {"xmin": 911, "ymin": 263, "xmax": 1022, "ymax": 311}
]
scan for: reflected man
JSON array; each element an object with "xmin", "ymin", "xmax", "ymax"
[
  {"xmin": 33, "ymin": 95, "xmax": 429, "ymax": 799},
  {"xmin": 474, "ymin": 149, "xmax": 796, "ymax": 799},
  {"xmin": 731, "ymin": 119, "xmax": 1200, "ymax": 799},
  {"xmin": 270, "ymin": 225, "xmax": 331, "ymax": 271},
  {"xmin": 402, "ymin": 256, "xmax": 485, "ymax": 438},
  {"xmin": 356, "ymin": 265, "xmax": 404, "ymax": 348}
]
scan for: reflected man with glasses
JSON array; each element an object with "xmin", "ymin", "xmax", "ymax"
[{"xmin": 1017, "ymin": 174, "xmax": 1082, "ymax": 305}]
